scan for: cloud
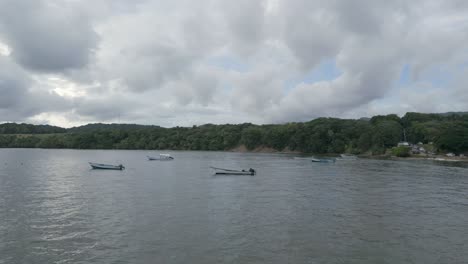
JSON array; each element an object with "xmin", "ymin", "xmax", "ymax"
[
  {"xmin": 0, "ymin": 0, "xmax": 98, "ymax": 72},
  {"xmin": 218, "ymin": 0, "xmax": 267, "ymax": 55},
  {"xmin": 0, "ymin": 0, "xmax": 467, "ymax": 127},
  {"xmin": 262, "ymin": 0, "xmax": 468, "ymax": 122},
  {"xmin": 0, "ymin": 55, "xmax": 72, "ymax": 121}
]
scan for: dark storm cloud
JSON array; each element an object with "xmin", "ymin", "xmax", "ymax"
[
  {"xmin": 119, "ymin": 43, "xmax": 197, "ymax": 92},
  {"xmin": 0, "ymin": 55, "xmax": 72, "ymax": 121},
  {"xmin": 0, "ymin": 58, "xmax": 27, "ymax": 109},
  {"xmin": 0, "ymin": 0, "xmax": 98, "ymax": 72}
]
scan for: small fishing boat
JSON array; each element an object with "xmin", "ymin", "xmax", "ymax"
[
  {"xmin": 147, "ymin": 154, "xmax": 174, "ymax": 161},
  {"xmin": 311, "ymin": 158, "xmax": 336, "ymax": 163},
  {"xmin": 340, "ymin": 154, "xmax": 357, "ymax": 160},
  {"xmin": 89, "ymin": 162, "xmax": 125, "ymax": 170},
  {"xmin": 210, "ymin": 166, "xmax": 256, "ymax": 175}
]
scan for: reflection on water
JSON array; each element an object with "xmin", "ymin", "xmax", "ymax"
[{"xmin": 1, "ymin": 149, "xmax": 467, "ymax": 263}]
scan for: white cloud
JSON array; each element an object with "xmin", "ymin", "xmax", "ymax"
[
  {"xmin": 0, "ymin": 0, "xmax": 467, "ymax": 127},
  {"xmin": 0, "ymin": 42, "xmax": 11, "ymax": 56}
]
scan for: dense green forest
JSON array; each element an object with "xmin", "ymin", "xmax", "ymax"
[{"xmin": 0, "ymin": 112, "xmax": 467, "ymax": 154}]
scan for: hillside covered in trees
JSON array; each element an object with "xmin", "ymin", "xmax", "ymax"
[{"xmin": 0, "ymin": 112, "xmax": 467, "ymax": 154}]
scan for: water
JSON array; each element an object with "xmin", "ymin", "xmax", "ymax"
[{"xmin": 1, "ymin": 149, "xmax": 467, "ymax": 264}]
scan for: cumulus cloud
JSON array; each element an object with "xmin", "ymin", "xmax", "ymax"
[
  {"xmin": 0, "ymin": 55, "xmax": 72, "ymax": 121},
  {"xmin": 0, "ymin": 0, "xmax": 467, "ymax": 127},
  {"xmin": 0, "ymin": 0, "xmax": 98, "ymax": 72}
]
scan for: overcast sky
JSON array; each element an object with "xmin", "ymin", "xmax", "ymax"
[{"xmin": 0, "ymin": 0, "xmax": 467, "ymax": 127}]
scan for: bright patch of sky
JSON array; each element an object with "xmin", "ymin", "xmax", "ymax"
[
  {"xmin": 284, "ymin": 58, "xmax": 342, "ymax": 93},
  {"xmin": 397, "ymin": 64, "xmax": 411, "ymax": 86},
  {"xmin": 0, "ymin": 42, "xmax": 11, "ymax": 56},
  {"xmin": 420, "ymin": 65, "xmax": 454, "ymax": 88},
  {"xmin": 206, "ymin": 56, "xmax": 249, "ymax": 73}
]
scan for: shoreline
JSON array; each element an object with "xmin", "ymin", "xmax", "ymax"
[
  {"xmin": 363, "ymin": 154, "xmax": 468, "ymax": 163},
  {"xmin": 228, "ymin": 146, "xmax": 468, "ymax": 163},
  {"xmin": 1, "ymin": 146, "xmax": 467, "ymax": 162}
]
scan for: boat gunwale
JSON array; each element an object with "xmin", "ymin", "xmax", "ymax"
[
  {"xmin": 210, "ymin": 166, "xmax": 256, "ymax": 175},
  {"xmin": 89, "ymin": 162, "xmax": 125, "ymax": 170}
]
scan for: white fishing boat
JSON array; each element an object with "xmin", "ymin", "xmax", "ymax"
[
  {"xmin": 311, "ymin": 158, "xmax": 336, "ymax": 163},
  {"xmin": 340, "ymin": 154, "xmax": 357, "ymax": 160},
  {"xmin": 89, "ymin": 162, "xmax": 125, "ymax": 170},
  {"xmin": 147, "ymin": 154, "xmax": 174, "ymax": 161},
  {"xmin": 210, "ymin": 166, "xmax": 256, "ymax": 175}
]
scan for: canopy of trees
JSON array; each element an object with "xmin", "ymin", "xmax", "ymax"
[{"xmin": 0, "ymin": 112, "xmax": 467, "ymax": 154}]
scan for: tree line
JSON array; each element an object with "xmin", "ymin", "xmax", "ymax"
[{"xmin": 0, "ymin": 112, "xmax": 467, "ymax": 154}]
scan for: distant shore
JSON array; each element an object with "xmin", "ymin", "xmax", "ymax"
[
  {"xmin": 227, "ymin": 144, "xmax": 468, "ymax": 163},
  {"xmin": 391, "ymin": 156, "xmax": 468, "ymax": 163},
  {"xmin": 1, "ymin": 146, "xmax": 467, "ymax": 163},
  {"xmin": 2, "ymin": 112, "xmax": 468, "ymax": 155},
  {"xmin": 228, "ymin": 144, "xmax": 300, "ymax": 154},
  {"xmin": 361, "ymin": 154, "xmax": 468, "ymax": 163}
]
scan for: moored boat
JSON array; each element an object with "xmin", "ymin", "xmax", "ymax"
[
  {"xmin": 147, "ymin": 154, "xmax": 174, "ymax": 161},
  {"xmin": 339, "ymin": 154, "xmax": 357, "ymax": 160},
  {"xmin": 210, "ymin": 166, "xmax": 256, "ymax": 175},
  {"xmin": 311, "ymin": 158, "xmax": 336, "ymax": 163},
  {"xmin": 89, "ymin": 162, "xmax": 125, "ymax": 170}
]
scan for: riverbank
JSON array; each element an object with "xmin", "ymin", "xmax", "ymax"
[
  {"xmin": 227, "ymin": 145, "xmax": 468, "ymax": 163},
  {"xmin": 365, "ymin": 154, "xmax": 468, "ymax": 163}
]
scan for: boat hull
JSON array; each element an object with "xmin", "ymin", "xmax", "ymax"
[
  {"xmin": 89, "ymin": 162, "xmax": 125, "ymax": 170},
  {"xmin": 147, "ymin": 157, "xmax": 174, "ymax": 161},
  {"xmin": 214, "ymin": 171, "xmax": 255, "ymax": 175},
  {"xmin": 340, "ymin": 154, "xmax": 357, "ymax": 160},
  {"xmin": 147, "ymin": 154, "xmax": 174, "ymax": 161},
  {"xmin": 311, "ymin": 158, "xmax": 336, "ymax": 163},
  {"xmin": 210, "ymin": 167, "xmax": 256, "ymax": 176}
]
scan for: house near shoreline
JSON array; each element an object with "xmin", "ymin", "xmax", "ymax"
[
  {"xmin": 396, "ymin": 141, "xmax": 428, "ymax": 155},
  {"xmin": 411, "ymin": 145, "xmax": 426, "ymax": 154},
  {"xmin": 398, "ymin": 141, "xmax": 410, "ymax": 147}
]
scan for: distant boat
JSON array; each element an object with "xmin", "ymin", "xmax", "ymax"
[
  {"xmin": 89, "ymin": 162, "xmax": 125, "ymax": 170},
  {"xmin": 210, "ymin": 166, "xmax": 256, "ymax": 175},
  {"xmin": 147, "ymin": 154, "xmax": 174, "ymax": 161},
  {"xmin": 311, "ymin": 158, "xmax": 336, "ymax": 163},
  {"xmin": 340, "ymin": 154, "xmax": 357, "ymax": 160}
]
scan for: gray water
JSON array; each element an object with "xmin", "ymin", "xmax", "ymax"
[{"xmin": 1, "ymin": 149, "xmax": 467, "ymax": 264}]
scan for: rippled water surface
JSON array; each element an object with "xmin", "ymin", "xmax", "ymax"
[{"xmin": 1, "ymin": 149, "xmax": 468, "ymax": 264}]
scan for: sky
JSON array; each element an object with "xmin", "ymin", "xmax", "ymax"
[{"xmin": 0, "ymin": 0, "xmax": 467, "ymax": 128}]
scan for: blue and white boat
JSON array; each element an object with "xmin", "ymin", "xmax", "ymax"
[{"xmin": 147, "ymin": 154, "xmax": 174, "ymax": 161}]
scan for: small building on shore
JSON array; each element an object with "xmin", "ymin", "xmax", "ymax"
[
  {"xmin": 398, "ymin": 142, "xmax": 410, "ymax": 147},
  {"xmin": 411, "ymin": 145, "xmax": 427, "ymax": 154}
]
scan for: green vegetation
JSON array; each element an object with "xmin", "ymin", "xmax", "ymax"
[
  {"xmin": 0, "ymin": 123, "xmax": 65, "ymax": 134},
  {"xmin": 392, "ymin": 146, "xmax": 411, "ymax": 157},
  {"xmin": 1, "ymin": 112, "xmax": 468, "ymax": 154}
]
